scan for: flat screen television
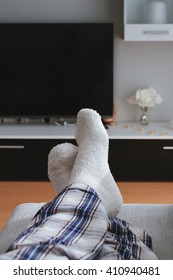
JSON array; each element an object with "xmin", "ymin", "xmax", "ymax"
[{"xmin": 0, "ymin": 23, "xmax": 113, "ymax": 120}]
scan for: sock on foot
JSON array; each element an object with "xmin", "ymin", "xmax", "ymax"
[
  {"xmin": 69, "ymin": 109, "xmax": 123, "ymax": 217},
  {"xmin": 48, "ymin": 142, "xmax": 78, "ymax": 194}
]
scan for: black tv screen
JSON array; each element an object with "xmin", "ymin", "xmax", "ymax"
[{"xmin": 0, "ymin": 23, "xmax": 113, "ymax": 119}]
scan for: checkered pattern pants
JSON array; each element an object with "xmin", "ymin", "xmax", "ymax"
[{"xmin": 0, "ymin": 183, "xmax": 157, "ymax": 260}]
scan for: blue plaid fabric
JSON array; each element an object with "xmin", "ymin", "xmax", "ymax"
[
  {"xmin": 98, "ymin": 218, "xmax": 156, "ymax": 260},
  {"xmin": 0, "ymin": 183, "xmax": 157, "ymax": 260}
]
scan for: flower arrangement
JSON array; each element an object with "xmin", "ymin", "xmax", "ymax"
[
  {"xmin": 127, "ymin": 87, "xmax": 163, "ymax": 125},
  {"xmin": 127, "ymin": 87, "xmax": 162, "ymax": 108}
]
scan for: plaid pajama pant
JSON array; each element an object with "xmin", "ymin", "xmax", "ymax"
[{"xmin": 0, "ymin": 183, "xmax": 157, "ymax": 260}]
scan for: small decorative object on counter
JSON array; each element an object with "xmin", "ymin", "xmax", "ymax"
[
  {"xmin": 140, "ymin": 106, "xmax": 149, "ymax": 125},
  {"xmin": 143, "ymin": 0, "xmax": 167, "ymax": 24},
  {"xmin": 102, "ymin": 106, "xmax": 116, "ymax": 126},
  {"xmin": 127, "ymin": 87, "xmax": 162, "ymax": 125}
]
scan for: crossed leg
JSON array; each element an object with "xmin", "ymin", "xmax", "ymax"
[{"xmin": 0, "ymin": 109, "xmax": 123, "ymax": 260}]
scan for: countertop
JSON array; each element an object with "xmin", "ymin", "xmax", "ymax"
[{"xmin": 0, "ymin": 122, "xmax": 173, "ymax": 139}]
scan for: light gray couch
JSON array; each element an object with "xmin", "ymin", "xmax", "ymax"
[{"xmin": 0, "ymin": 203, "xmax": 172, "ymax": 259}]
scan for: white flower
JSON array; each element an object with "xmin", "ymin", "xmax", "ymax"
[{"xmin": 127, "ymin": 87, "xmax": 162, "ymax": 108}]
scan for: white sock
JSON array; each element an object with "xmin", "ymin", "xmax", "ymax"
[
  {"xmin": 48, "ymin": 142, "xmax": 78, "ymax": 194},
  {"xmin": 69, "ymin": 108, "xmax": 123, "ymax": 217}
]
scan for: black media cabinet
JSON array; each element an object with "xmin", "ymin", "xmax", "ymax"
[{"xmin": 0, "ymin": 122, "xmax": 173, "ymax": 181}]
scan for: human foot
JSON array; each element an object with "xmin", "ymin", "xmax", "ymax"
[
  {"xmin": 69, "ymin": 109, "xmax": 123, "ymax": 217},
  {"xmin": 48, "ymin": 142, "xmax": 78, "ymax": 194}
]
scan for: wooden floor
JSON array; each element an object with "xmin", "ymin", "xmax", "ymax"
[{"xmin": 0, "ymin": 181, "xmax": 173, "ymax": 230}]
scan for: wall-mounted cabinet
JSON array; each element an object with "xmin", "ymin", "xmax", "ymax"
[{"xmin": 124, "ymin": 0, "xmax": 173, "ymax": 41}]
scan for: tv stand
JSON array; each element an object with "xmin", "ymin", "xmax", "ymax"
[
  {"xmin": 0, "ymin": 122, "xmax": 173, "ymax": 181},
  {"xmin": 0, "ymin": 123, "xmax": 76, "ymax": 181}
]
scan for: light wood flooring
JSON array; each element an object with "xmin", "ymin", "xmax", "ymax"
[{"xmin": 0, "ymin": 181, "xmax": 173, "ymax": 230}]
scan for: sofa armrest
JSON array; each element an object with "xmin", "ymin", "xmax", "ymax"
[
  {"xmin": 0, "ymin": 202, "xmax": 44, "ymax": 254},
  {"xmin": 118, "ymin": 204, "xmax": 173, "ymax": 260}
]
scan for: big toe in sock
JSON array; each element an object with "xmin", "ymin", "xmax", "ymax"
[
  {"xmin": 48, "ymin": 142, "xmax": 78, "ymax": 194},
  {"xmin": 75, "ymin": 108, "xmax": 109, "ymax": 149}
]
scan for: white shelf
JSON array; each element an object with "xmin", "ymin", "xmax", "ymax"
[
  {"xmin": 0, "ymin": 122, "xmax": 173, "ymax": 140},
  {"xmin": 124, "ymin": 0, "xmax": 173, "ymax": 41}
]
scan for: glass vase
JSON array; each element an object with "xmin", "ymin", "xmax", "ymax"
[{"xmin": 140, "ymin": 107, "xmax": 149, "ymax": 125}]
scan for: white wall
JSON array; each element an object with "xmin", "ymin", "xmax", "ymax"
[{"xmin": 0, "ymin": 0, "xmax": 173, "ymax": 122}]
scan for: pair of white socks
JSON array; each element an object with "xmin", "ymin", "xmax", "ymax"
[{"xmin": 48, "ymin": 109, "xmax": 123, "ymax": 218}]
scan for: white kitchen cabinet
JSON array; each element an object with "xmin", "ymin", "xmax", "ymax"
[{"xmin": 124, "ymin": 0, "xmax": 173, "ymax": 41}]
